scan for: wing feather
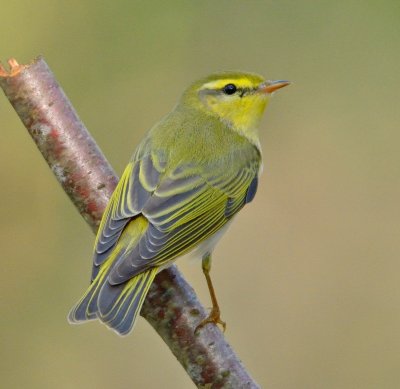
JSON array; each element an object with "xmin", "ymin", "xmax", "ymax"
[
  {"xmin": 108, "ymin": 169, "xmax": 258, "ymax": 284},
  {"xmin": 93, "ymin": 156, "xmax": 163, "ymax": 266},
  {"xmin": 94, "ymin": 144, "xmax": 260, "ymax": 284}
]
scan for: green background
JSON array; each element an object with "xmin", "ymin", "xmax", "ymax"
[{"xmin": 1, "ymin": 1, "xmax": 399, "ymax": 388}]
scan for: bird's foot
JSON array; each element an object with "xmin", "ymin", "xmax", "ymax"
[{"xmin": 195, "ymin": 307, "xmax": 226, "ymax": 333}]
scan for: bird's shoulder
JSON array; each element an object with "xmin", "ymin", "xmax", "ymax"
[{"xmin": 135, "ymin": 106, "xmax": 261, "ymax": 179}]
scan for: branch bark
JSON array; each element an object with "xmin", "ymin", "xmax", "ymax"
[{"xmin": 0, "ymin": 57, "xmax": 260, "ymax": 389}]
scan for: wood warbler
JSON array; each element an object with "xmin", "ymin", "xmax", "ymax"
[{"xmin": 68, "ymin": 71, "xmax": 289, "ymax": 335}]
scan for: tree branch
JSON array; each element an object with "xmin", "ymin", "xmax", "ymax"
[{"xmin": 0, "ymin": 56, "xmax": 260, "ymax": 389}]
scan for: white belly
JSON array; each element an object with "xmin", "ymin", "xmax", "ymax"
[
  {"xmin": 186, "ymin": 220, "xmax": 233, "ymax": 261},
  {"xmin": 158, "ymin": 220, "xmax": 233, "ymax": 271}
]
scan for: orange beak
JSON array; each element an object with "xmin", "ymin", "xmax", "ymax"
[{"xmin": 260, "ymin": 80, "xmax": 291, "ymax": 94}]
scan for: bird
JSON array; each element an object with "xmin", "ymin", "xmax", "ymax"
[{"xmin": 68, "ymin": 71, "xmax": 290, "ymax": 335}]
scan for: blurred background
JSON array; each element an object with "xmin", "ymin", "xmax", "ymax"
[{"xmin": 1, "ymin": 1, "xmax": 399, "ymax": 388}]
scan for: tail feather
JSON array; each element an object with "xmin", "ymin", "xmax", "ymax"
[
  {"xmin": 68, "ymin": 263, "xmax": 110, "ymax": 322},
  {"xmin": 98, "ymin": 268, "xmax": 158, "ymax": 335},
  {"xmin": 68, "ymin": 265, "xmax": 158, "ymax": 336},
  {"xmin": 68, "ymin": 216, "xmax": 155, "ymax": 335}
]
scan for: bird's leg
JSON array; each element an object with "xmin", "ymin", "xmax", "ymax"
[{"xmin": 195, "ymin": 253, "xmax": 226, "ymax": 332}]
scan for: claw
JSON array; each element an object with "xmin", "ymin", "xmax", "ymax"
[{"xmin": 195, "ymin": 307, "xmax": 226, "ymax": 333}]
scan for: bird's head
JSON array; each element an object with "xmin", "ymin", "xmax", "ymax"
[{"xmin": 181, "ymin": 71, "xmax": 290, "ymax": 142}]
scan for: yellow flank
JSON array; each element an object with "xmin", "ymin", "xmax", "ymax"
[{"xmin": 68, "ymin": 70, "xmax": 290, "ymax": 336}]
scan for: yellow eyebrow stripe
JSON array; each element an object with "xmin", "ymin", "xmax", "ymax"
[{"xmin": 200, "ymin": 78, "xmax": 257, "ymax": 90}]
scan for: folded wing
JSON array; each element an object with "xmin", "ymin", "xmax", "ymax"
[{"xmin": 92, "ymin": 145, "xmax": 260, "ymax": 284}]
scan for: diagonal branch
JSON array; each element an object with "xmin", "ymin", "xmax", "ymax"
[{"xmin": 0, "ymin": 56, "xmax": 260, "ymax": 389}]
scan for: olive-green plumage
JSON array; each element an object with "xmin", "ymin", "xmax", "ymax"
[{"xmin": 68, "ymin": 71, "xmax": 289, "ymax": 335}]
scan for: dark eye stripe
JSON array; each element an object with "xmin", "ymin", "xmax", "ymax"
[{"xmin": 199, "ymin": 85, "xmax": 253, "ymax": 97}]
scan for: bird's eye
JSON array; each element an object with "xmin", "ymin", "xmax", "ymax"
[{"xmin": 223, "ymin": 83, "xmax": 237, "ymax": 95}]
